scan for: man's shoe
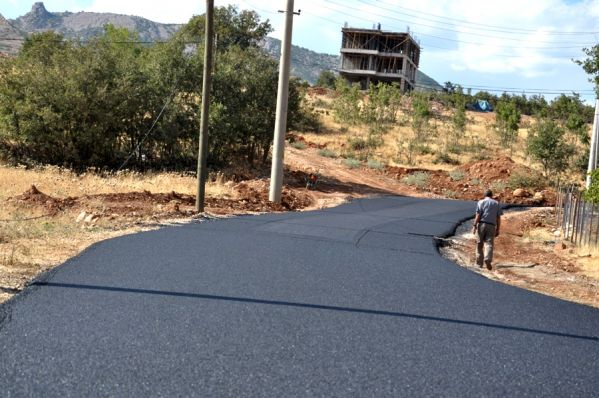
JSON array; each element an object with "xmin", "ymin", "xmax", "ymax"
[{"xmin": 485, "ymin": 262, "xmax": 492, "ymax": 270}]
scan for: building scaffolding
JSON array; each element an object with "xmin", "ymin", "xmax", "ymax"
[{"xmin": 338, "ymin": 27, "xmax": 420, "ymax": 92}]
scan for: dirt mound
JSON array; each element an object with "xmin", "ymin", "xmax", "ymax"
[
  {"xmin": 9, "ymin": 181, "xmax": 314, "ymax": 220},
  {"xmin": 386, "ymin": 157, "xmax": 554, "ymax": 205},
  {"xmin": 287, "ymin": 133, "xmax": 326, "ymax": 149},
  {"xmin": 13, "ymin": 185, "xmax": 76, "ymax": 213},
  {"xmin": 233, "ymin": 180, "xmax": 313, "ymax": 213},
  {"xmin": 307, "ymin": 87, "xmax": 330, "ymax": 96},
  {"xmin": 459, "ymin": 156, "xmax": 522, "ymax": 184}
]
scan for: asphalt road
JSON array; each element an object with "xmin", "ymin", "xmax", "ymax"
[{"xmin": 1, "ymin": 196, "xmax": 598, "ymax": 397}]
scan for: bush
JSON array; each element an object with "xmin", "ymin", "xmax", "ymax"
[
  {"xmin": 508, "ymin": 172, "xmax": 545, "ymax": 190},
  {"xmin": 290, "ymin": 142, "xmax": 306, "ymax": 149},
  {"xmin": 416, "ymin": 145, "xmax": 434, "ymax": 155},
  {"xmin": 345, "ymin": 158, "xmax": 361, "ymax": 169},
  {"xmin": 491, "ymin": 181, "xmax": 507, "ymax": 192},
  {"xmin": 449, "ymin": 169, "xmax": 465, "ymax": 181},
  {"xmin": 367, "ymin": 159, "xmax": 385, "ymax": 170},
  {"xmin": 526, "ymin": 118, "xmax": 574, "ymax": 176},
  {"xmin": 444, "ymin": 189, "xmax": 458, "ymax": 199},
  {"xmin": 584, "ymin": 168, "xmax": 599, "ymax": 203},
  {"xmin": 434, "ymin": 153, "xmax": 460, "ymax": 165},
  {"xmin": 347, "ymin": 137, "xmax": 367, "ymax": 151},
  {"xmin": 402, "ymin": 171, "xmax": 430, "ymax": 188},
  {"xmin": 317, "ymin": 149, "xmax": 337, "ymax": 158}
]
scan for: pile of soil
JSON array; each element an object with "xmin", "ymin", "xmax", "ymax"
[
  {"xmin": 287, "ymin": 133, "xmax": 326, "ymax": 149},
  {"xmin": 14, "ymin": 185, "xmax": 76, "ymax": 213},
  {"xmin": 387, "ymin": 157, "xmax": 554, "ymax": 205},
  {"xmin": 9, "ymin": 181, "xmax": 314, "ymax": 221}
]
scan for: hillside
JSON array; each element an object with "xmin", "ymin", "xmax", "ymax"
[
  {"xmin": 9, "ymin": 2, "xmax": 181, "ymax": 44},
  {"xmin": 0, "ymin": 15, "xmax": 24, "ymax": 54}
]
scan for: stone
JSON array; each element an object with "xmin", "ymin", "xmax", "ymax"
[
  {"xmin": 533, "ymin": 192, "xmax": 545, "ymax": 201},
  {"xmin": 554, "ymin": 241, "xmax": 567, "ymax": 252},
  {"xmin": 512, "ymin": 188, "xmax": 528, "ymax": 197},
  {"xmin": 84, "ymin": 214, "xmax": 100, "ymax": 224},
  {"xmin": 76, "ymin": 211, "xmax": 87, "ymax": 223}
]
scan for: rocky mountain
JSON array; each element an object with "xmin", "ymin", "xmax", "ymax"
[
  {"xmin": 10, "ymin": 2, "xmax": 181, "ymax": 43},
  {"xmin": 0, "ymin": 15, "xmax": 24, "ymax": 54},
  {"xmin": 3, "ymin": 2, "xmax": 442, "ymax": 89}
]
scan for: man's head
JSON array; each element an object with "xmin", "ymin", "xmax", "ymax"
[{"xmin": 485, "ymin": 189, "xmax": 493, "ymax": 198}]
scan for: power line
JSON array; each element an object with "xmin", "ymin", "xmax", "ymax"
[
  {"xmin": 296, "ymin": 8, "xmax": 588, "ymax": 58},
  {"xmin": 117, "ymin": 78, "xmax": 180, "ymax": 172},
  {"xmin": 416, "ymin": 84, "xmax": 595, "ymax": 97},
  {"xmin": 358, "ymin": 0, "xmax": 599, "ymax": 36},
  {"xmin": 319, "ymin": 0, "xmax": 594, "ymax": 49},
  {"xmin": 0, "ymin": 37, "xmax": 201, "ymax": 44}
]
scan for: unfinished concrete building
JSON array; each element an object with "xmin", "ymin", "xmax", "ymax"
[{"xmin": 339, "ymin": 27, "xmax": 420, "ymax": 92}]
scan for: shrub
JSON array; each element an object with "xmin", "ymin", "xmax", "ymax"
[
  {"xmin": 508, "ymin": 172, "xmax": 545, "ymax": 190},
  {"xmin": 449, "ymin": 169, "xmax": 465, "ymax": 181},
  {"xmin": 402, "ymin": 171, "xmax": 430, "ymax": 188},
  {"xmin": 416, "ymin": 145, "xmax": 434, "ymax": 155},
  {"xmin": 347, "ymin": 137, "xmax": 367, "ymax": 151},
  {"xmin": 526, "ymin": 118, "xmax": 574, "ymax": 176},
  {"xmin": 290, "ymin": 141, "xmax": 306, "ymax": 150},
  {"xmin": 367, "ymin": 159, "xmax": 385, "ymax": 170},
  {"xmin": 317, "ymin": 149, "xmax": 337, "ymax": 158},
  {"xmin": 491, "ymin": 181, "xmax": 507, "ymax": 192},
  {"xmin": 444, "ymin": 189, "xmax": 458, "ymax": 199},
  {"xmin": 345, "ymin": 158, "xmax": 361, "ymax": 169},
  {"xmin": 434, "ymin": 153, "xmax": 460, "ymax": 165}
]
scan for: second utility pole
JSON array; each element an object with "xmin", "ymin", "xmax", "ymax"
[
  {"xmin": 269, "ymin": 0, "xmax": 297, "ymax": 203},
  {"xmin": 196, "ymin": 0, "xmax": 214, "ymax": 212}
]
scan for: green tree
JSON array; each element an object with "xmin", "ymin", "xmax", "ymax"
[
  {"xmin": 550, "ymin": 94, "xmax": 590, "ymax": 145},
  {"xmin": 398, "ymin": 92, "xmax": 432, "ymax": 164},
  {"xmin": 332, "ymin": 78, "xmax": 362, "ymax": 126},
  {"xmin": 577, "ymin": 44, "xmax": 599, "ymax": 98},
  {"xmin": 494, "ymin": 100, "xmax": 521, "ymax": 149},
  {"xmin": 526, "ymin": 118, "xmax": 574, "ymax": 177},
  {"xmin": 0, "ymin": 7, "xmax": 307, "ymax": 170},
  {"xmin": 362, "ymin": 82, "xmax": 402, "ymax": 150},
  {"xmin": 448, "ymin": 92, "xmax": 467, "ymax": 152},
  {"xmin": 315, "ymin": 70, "xmax": 336, "ymax": 89}
]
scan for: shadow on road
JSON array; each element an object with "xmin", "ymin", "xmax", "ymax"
[{"xmin": 33, "ymin": 281, "xmax": 599, "ymax": 342}]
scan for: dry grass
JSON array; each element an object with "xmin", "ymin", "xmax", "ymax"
[
  {"xmin": 304, "ymin": 96, "xmax": 538, "ymax": 172},
  {"xmin": 0, "ymin": 164, "xmax": 240, "ymax": 303},
  {"xmin": 0, "ymin": 164, "xmax": 237, "ymax": 201}
]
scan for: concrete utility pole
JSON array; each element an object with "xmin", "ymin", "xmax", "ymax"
[
  {"xmin": 196, "ymin": 0, "xmax": 214, "ymax": 212},
  {"xmin": 586, "ymin": 99, "xmax": 599, "ymax": 188},
  {"xmin": 269, "ymin": 0, "xmax": 298, "ymax": 203}
]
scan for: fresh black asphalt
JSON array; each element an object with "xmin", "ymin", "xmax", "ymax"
[{"xmin": 1, "ymin": 196, "xmax": 598, "ymax": 396}]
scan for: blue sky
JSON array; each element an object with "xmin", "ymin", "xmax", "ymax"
[{"xmin": 2, "ymin": 0, "xmax": 598, "ymax": 103}]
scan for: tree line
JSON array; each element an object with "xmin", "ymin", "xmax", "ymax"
[{"xmin": 0, "ymin": 6, "xmax": 317, "ymax": 171}]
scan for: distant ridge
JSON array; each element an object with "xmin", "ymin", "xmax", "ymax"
[
  {"xmin": 3, "ymin": 2, "xmax": 443, "ymax": 90},
  {"xmin": 11, "ymin": 2, "xmax": 181, "ymax": 43},
  {"xmin": 0, "ymin": 14, "xmax": 24, "ymax": 54}
]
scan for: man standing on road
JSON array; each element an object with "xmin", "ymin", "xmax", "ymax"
[{"xmin": 472, "ymin": 189, "xmax": 502, "ymax": 270}]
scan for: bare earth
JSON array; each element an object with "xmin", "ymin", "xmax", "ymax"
[{"xmin": 1, "ymin": 145, "xmax": 598, "ymax": 308}]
